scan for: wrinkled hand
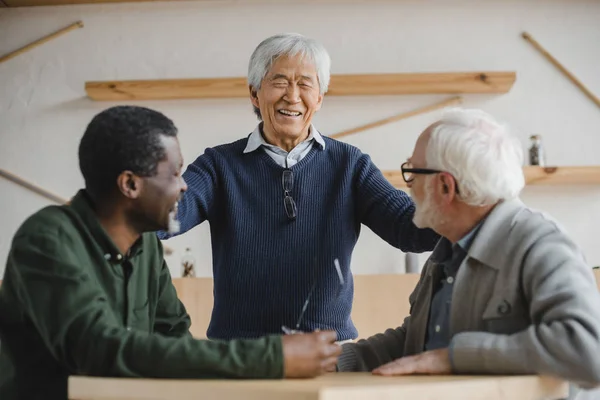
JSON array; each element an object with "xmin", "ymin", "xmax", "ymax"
[
  {"xmin": 282, "ymin": 330, "xmax": 342, "ymax": 378},
  {"xmin": 372, "ymin": 348, "xmax": 451, "ymax": 376}
]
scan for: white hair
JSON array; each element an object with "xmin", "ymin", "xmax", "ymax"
[
  {"xmin": 425, "ymin": 108, "xmax": 525, "ymax": 206},
  {"xmin": 247, "ymin": 33, "xmax": 331, "ymax": 118}
]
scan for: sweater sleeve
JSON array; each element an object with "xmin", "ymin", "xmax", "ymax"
[
  {"xmin": 337, "ymin": 319, "xmax": 410, "ymax": 372},
  {"xmin": 7, "ymin": 231, "xmax": 284, "ymax": 379},
  {"xmin": 157, "ymin": 150, "xmax": 219, "ymax": 239},
  {"xmin": 336, "ymin": 266, "xmax": 427, "ymax": 371},
  {"xmin": 354, "ymin": 153, "xmax": 439, "ymax": 253}
]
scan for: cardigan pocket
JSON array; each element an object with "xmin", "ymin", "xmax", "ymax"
[{"xmin": 481, "ymin": 289, "xmax": 529, "ymax": 335}]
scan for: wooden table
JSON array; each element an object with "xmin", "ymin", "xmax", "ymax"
[{"xmin": 68, "ymin": 373, "xmax": 568, "ymax": 400}]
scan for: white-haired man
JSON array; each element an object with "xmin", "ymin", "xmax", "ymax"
[
  {"xmin": 336, "ymin": 108, "xmax": 600, "ymax": 396},
  {"xmin": 158, "ymin": 33, "xmax": 439, "ymax": 341}
]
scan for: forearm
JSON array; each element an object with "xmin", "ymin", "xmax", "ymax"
[
  {"xmin": 451, "ymin": 322, "xmax": 600, "ymax": 387},
  {"xmin": 12, "ymin": 242, "xmax": 282, "ymax": 379},
  {"xmin": 355, "ymin": 156, "xmax": 439, "ymax": 252},
  {"xmin": 338, "ymin": 326, "xmax": 408, "ymax": 372},
  {"xmin": 70, "ymin": 316, "xmax": 284, "ymax": 379}
]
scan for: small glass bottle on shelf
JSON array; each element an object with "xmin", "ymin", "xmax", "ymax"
[
  {"xmin": 529, "ymin": 135, "xmax": 546, "ymax": 167},
  {"xmin": 181, "ymin": 247, "xmax": 196, "ymax": 278}
]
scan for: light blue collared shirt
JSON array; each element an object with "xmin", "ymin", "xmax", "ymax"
[{"xmin": 243, "ymin": 123, "xmax": 326, "ymax": 168}]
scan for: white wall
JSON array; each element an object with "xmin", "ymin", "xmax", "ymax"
[{"xmin": 1, "ymin": 0, "xmax": 599, "ymax": 278}]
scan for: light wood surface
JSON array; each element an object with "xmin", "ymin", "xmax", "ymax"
[
  {"xmin": 85, "ymin": 71, "xmax": 516, "ymax": 101},
  {"xmin": 68, "ymin": 373, "xmax": 568, "ymax": 400},
  {"xmin": 383, "ymin": 166, "xmax": 600, "ymax": 189},
  {"xmin": 522, "ymin": 32, "xmax": 600, "ymax": 111},
  {"xmin": 0, "ymin": 21, "xmax": 83, "ymax": 64},
  {"xmin": 172, "ymin": 273, "xmax": 421, "ymax": 339},
  {"xmin": 173, "ymin": 269, "xmax": 600, "ymax": 340},
  {"xmin": 330, "ymin": 96, "xmax": 462, "ymax": 139}
]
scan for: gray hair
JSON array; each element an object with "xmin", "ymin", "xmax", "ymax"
[
  {"xmin": 425, "ymin": 108, "xmax": 525, "ymax": 206},
  {"xmin": 247, "ymin": 33, "xmax": 331, "ymax": 119}
]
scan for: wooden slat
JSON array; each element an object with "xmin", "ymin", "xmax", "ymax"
[
  {"xmin": 383, "ymin": 166, "xmax": 600, "ymax": 189},
  {"xmin": 522, "ymin": 32, "xmax": 600, "ymax": 111},
  {"xmin": 85, "ymin": 71, "xmax": 516, "ymax": 101},
  {"xmin": 330, "ymin": 96, "xmax": 462, "ymax": 139},
  {"xmin": 0, "ymin": 21, "xmax": 83, "ymax": 64}
]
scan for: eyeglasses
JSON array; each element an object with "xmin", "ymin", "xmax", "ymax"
[
  {"xmin": 400, "ymin": 161, "xmax": 442, "ymax": 183},
  {"xmin": 281, "ymin": 258, "xmax": 345, "ymax": 335},
  {"xmin": 401, "ymin": 162, "xmax": 461, "ymax": 194},
  {"xmin": 282, "ymin": 169, "xmax": 297, "ymax": 220}
]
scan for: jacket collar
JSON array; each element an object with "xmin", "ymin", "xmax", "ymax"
[
  {"xmin": 427, "ymin": 198, "xmax": 525, "ymax": 272},
  {"xmin": 69, "ymin": 189, "xmax": 144, "ymax": 263},
  {"xmin": 466, "ymin": 198, "xmax": 526, "ymax": 269}
]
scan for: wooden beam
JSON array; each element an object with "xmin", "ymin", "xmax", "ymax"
[
  {"xmin": 85, "ymin": 71, "xmax": 516, "ymax": 101},
  {"xmin": 330, "ymin": 96, "xmax": 462, "ymax": 139},
  {"xmin": 0, "ymin": 168, "xmax": 66, "ymax": 204},
  {"xmin": 522, "ymin": 32, "xmax": 600, "ymax": 111},
  {"xmin": 0, "ymin": 21, "xmax": 83, "ymax": 64},
  {"xmin": 383, "ymin": 166, "xmax": 600, "ymax": 189}
]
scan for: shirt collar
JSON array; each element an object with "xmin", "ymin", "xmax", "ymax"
[
  {"xmin": 429, "ymin": 219, "xmax": 485, "ymax": 263},
  {"xmin": 243, "ymin": 122, "xmax": 325, "ymax": 154},
  {"xmin": 69, "ymin": 189, "xmax": 144, "ymax": 263},
  {"xmin": 456, "ymin": 219, "xmax": 484, "ymax": 252}
]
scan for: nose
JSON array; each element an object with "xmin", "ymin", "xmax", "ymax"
[
  {"xmin": 180, "ymin": 176, "xmax": 188, "ymax": 192},
  {"xmin": 284, "ymin": 83, "xmax": 300, "ymax": 103}
]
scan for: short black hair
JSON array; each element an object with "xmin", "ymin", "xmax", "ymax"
[{"xmin": 78, "ymin": 105, "xmax": 178, "ymax": 199}]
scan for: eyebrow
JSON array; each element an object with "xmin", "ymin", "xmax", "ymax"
[
  {"xmin": 270, "ymin": 74, "xmax": 316, "ymax": 82},
  {"xmin": 270, "ymin": 74, "xmax": 289, "ymax": 81}
]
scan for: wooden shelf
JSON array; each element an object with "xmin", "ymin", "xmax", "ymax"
[
  {"xmin": 85, "ymin": 71, "xmax": 516, "ymax": 101},
  {"xmin": 383, "ymin": 166, "xmax": 600, "ymax": 189}
]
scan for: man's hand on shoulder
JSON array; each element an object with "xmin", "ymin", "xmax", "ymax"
[
  {"xmin": 282, "ymin": 331, "xmax": 342, "ymax": 378},
  {"xmin": 372, "ymin": 348, "xmax": 451, "ymax": 376}
]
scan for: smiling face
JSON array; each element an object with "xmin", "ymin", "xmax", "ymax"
[
  {"xmin": 124, "ymin": 135, "xmax": 188, "ymax": 233},
  {"xmin": 250, "ymin": 53, "xmax": 323, "ymax": 146}
]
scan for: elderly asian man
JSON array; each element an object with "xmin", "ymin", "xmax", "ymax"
[
  {"xmin": 158, "ymin": 33, "xmax": 439, "ymax": 341},
  {"xmin": 336, "ymin": 108, "xmax": 600, "ymax": 397}
]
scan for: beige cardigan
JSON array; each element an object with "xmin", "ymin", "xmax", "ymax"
[{"xmin": 339, "ymin": 198, "xmax": 600, "ymax": 392}]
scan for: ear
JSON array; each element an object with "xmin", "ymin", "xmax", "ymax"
[
  {"xmin": 249, "ymin": 85, "xmax": 260, "ymax": 109},
  {"xmin": 314, "ymin": 91, "xmax": 324, "ymax": 112},
  {"xmin": 439, "ymin": 172, "xmax": 458, "ymax": 201},
  {"xmin": 116, "ymin": 171, "xmax": 143, "ymax": 200}
]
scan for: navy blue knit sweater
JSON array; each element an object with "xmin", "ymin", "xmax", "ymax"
[{"xmin": 158, "ymin": 136, "xmax": 438, "ymax": 340}]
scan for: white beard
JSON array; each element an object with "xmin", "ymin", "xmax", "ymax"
[
  {"xmin": 167, "ymin": 202, "xmax": 181, "ymax": 234},
  {"xmin": 411, "ymin": 181, "xmax": 442, "ymax": 229}
]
